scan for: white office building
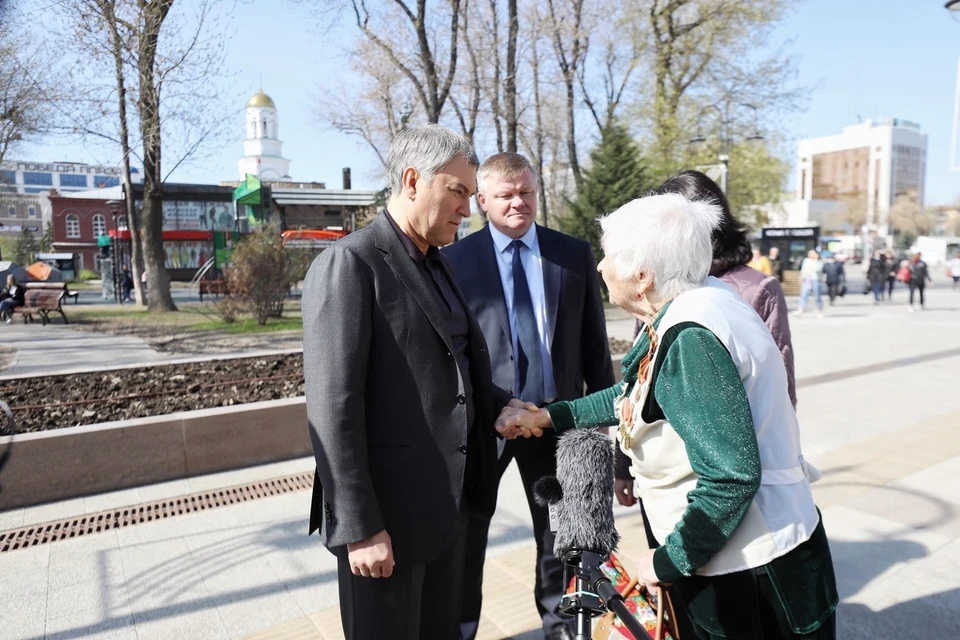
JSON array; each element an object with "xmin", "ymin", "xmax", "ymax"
[
  {"xmin": 0, "ymin": 160, "xmax": 141, "ymax": 195},
  {"xmin": 795, "ymin": 118, "xmax": 927, "ymax": 236}
]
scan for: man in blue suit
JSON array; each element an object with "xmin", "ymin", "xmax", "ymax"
[{"xmin": 443, "ymin": 153, "xmax": 614, "ymax": 640}]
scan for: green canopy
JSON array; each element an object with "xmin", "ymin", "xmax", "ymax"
[{"xmin": 233, "ymin": 173, "xmax": 262, "ymax": 205}]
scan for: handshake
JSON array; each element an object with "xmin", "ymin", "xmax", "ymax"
[{"xmin": 495, "ymin": 399, "xmax": 553, "ymax": 439}]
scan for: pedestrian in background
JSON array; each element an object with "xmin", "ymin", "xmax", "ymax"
[
  {"xmin": 908, "ymin": 252, "xmax": 932, "ymax": 312},
  {"xmin": 748, "ymin": 247, "xmax": 773, "ymax": 275},
  {"xmin": 884, "ymin": 250, "xmax": 898, "ymax": 301},
  {"xmin": 768, "ymin": 246, "xmax": 784, "ymax": 282},
  {"xmin": 797, "ymin": 250, "xmax": 825, "ymax": 317},
  {"xmin": 822, "ymin": 252, "xmax": 845, "ymax": 306},
  {"xmin": 866, "ymin": 250, "xmax": 887, "ymax": 304},
  {"xmin": 947, "ymin": 252, "xmax": 960, "ymax": 291}
]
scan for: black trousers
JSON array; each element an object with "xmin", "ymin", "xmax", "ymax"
[
  {"xmin": 826, "ymin": 283, "xmax": 841, "ymax": 304},
  {"xmin": 909, "ymin": 282, "xmax": 926, "ymax": 306},
  {"xmin": 337, "ymin": 510, "xmax": 469, "ymax": 640},
  {"xmin": 461, "ymin": 430, "xmax": 569, "ymax": 636}
]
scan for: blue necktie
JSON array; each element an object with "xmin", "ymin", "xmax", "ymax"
[{"xmin": 511, "ymin": 240, "xmax": 543, "ymax": 405}]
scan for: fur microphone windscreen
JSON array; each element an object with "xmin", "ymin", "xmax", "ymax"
[{"xmin": 533, "ymin": 428, "xmax": 619, "ymax": 558}]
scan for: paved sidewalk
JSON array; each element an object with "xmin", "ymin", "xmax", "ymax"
[
  {"xmin": 0, "ymin": 322, "xmax": 167, "ymax": 377},
  {"xmin": 1, "ymin": 289, "xmax": 959, "ymax": 639}
]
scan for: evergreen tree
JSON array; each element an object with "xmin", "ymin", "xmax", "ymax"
[
  {"xmin": 14, "ymin": 226, "xmax": 37, "ymax": 265},
  {"xmin": 562, "ymin": 122, "xmax": 653, "ymax": 262},
  {"xmin": 38, "ymin": 223, "xmax": 54, "ymax": 252}
]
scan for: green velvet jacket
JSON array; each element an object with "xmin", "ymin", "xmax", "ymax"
[{"xmin": 546, "ymin": 304, "xmax": 838, "ymax": 637}]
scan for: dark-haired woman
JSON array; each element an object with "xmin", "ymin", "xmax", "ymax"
[{"xmin": 631, "ymin": 170, "xmax": 796, "ymax": 404}]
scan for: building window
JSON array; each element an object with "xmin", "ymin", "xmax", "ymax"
[
  {"xmin": 28, "ymin": 206, "xmax": 36, "ymax": 218},
  {"xmin": 7, "ymin": 206, "xmax": 15, "ymax": 218},
  {"xmin": 23, "ymin": 188, "xmax": 48, "ymax": 194},
  {"xmin": 66, "ymin": 214, "xmax": 80, "ymax": 238},
  {"xmin": 93, "ymin": 176, "xmax": 120, "ymax": 188},
  {"xmin": 23, "ymin": 172, "xmax": 53, "ymax": 186},
  {"xmin": 92, "ymin": 214, "xmax": 106, "ymax": 236},
  {"xmin": 59, "ymin": 174, "xmax": 88, "ymax": 188},
  {"xmin": 0, "ymin": 170, "xmax": 15, "ymax": 185}
]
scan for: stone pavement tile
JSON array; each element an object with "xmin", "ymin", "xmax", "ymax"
[
  {"xmin": 45, "ymin": 578, "xmax": 132, "ymax": 627},
  {"xmin": 43, "ymin": 600, "xmax": 138, "ymax": 640},
  {"xmin": 136, "ymin": 478, "xmax": 193, "ymax": 503},
  {"xmin": 308, "ymin": 608, "xmax": 345, "ymax": 640},
  {"xmin": 213, "ymin": 590, "xmax": 306, "ymax": 639},
  {"xmin": 837, "ymin": 538, "xmax": 960, "ymax": 639},
  {"xmin": 132, "ymin": 604, "xmax": 231, "ymax": 640},
  {"xmin": 820, "ymin": 505, "xmax": 952, "ymax": 601},
  {"xmin": 118, "ymin": 537, "xmax": 211, "ymax": 607},
  {"xmin": 0, "ymin": 588, "xmax": 46, "ymax": 640},
  {"xmin": 892, "ymin": 455, "xmax": 960, "ymax": 507},
  {"xmin": 185, "ymin": 456, "xmax": 314, "ymax": 494},
  {"xmin": 48, "ymin": 532, "xmax": 125, "ymax": 591},
  {"xmin": 0, "ymin": 542, "xmax": 50, "ymax": 575},
  {"xmin": 84, "ymin": 488, "xmax": 143, "ymax": 515},
  {"xmin": 0, "ymin": 562, "xmax": 48, "ymax": 599},
  {"xmin": 0, "ymin": 507, "xmax": 23, "ymax": 530},
  {"xmin": 480, "ymin": 559, "xmax": 543, "ymax": 636},
  {"xmin": 20, "ymin": 497, "xmax": 86, "ymax": 527},
  {"xmin": 243, "ymin": 615, "xmax": 323, "ymax": 640}
]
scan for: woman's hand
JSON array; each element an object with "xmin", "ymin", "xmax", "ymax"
[
  {"xmin": 495, "ymin": 400, "xmax": 552, "ymax": 439},
  {"xmin": 637, "ymin": 549, "xmax": 661, "ymax": 589}
]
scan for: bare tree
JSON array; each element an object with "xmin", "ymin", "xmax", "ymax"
[
  {"xmin": 504, "ymin": 0, "xmax": 518, "ymax": 152},
  {"xmin": 0, "ymin": 19, "xmax": 49, "ymax": 167},
  {"xmin": 315, "ymin": 39, "xmax": 421, "ymax": 171},
  {"xmin": 545, "ymin": 0, "xmax": 588, "ymax": 192},
  {"xmin": 344, "ymin": 0, "xmax": 462, "ymax": 124},
  {"xmin": 46, "ymin": 0, "xmax": 234, "ymax": 311}
]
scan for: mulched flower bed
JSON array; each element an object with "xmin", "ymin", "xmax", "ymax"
[{"xmin": 0, "ymin": 353, "xmax": 305, "ymax": 435}]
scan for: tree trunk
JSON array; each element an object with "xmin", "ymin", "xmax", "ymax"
[
  {"xmin": 138, "ymin": 0, "xmax": 176, "ymax": 312},
  {"xmin": 103, "ymin": 1, "xmax": 146, "ymax": 306},
  {"xmin": 504, "ymin": 0, "xmax": 518, "ymax": 153}
]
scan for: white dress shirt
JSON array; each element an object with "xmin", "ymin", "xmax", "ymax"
[{"xmin": 488, "ymin": 223, "xmax": 557, "ymax": 403}]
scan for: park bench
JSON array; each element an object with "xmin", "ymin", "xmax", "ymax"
[
  {"xmin": 199, "ymin": 279, "xmax": 229, "ymax": 302},
  {"xmin": 25, "ymin": 281, "xmax": 80, "ymax": 304},
  {"xmin": 11, "ymin": 288, "xmax": 69, "ymax": 325}
]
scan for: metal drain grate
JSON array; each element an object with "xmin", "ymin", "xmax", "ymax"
[{"xmin": 0, "ymin": 471, "xmax": 314, "ymax": 553}]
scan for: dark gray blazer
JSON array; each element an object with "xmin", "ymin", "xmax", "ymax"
[
  {"xmin": 303, "ymin": 212, "xmax": 505, "ymax": 565},
  {"xmin": 443, "ymin": 224, "xmax": 614, "ymax": 403}
]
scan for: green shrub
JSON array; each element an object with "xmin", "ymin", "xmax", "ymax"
[{"xmin": 77, "ymin": 269, "xmax": 99, "ymax": 282}]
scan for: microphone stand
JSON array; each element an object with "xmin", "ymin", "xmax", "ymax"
[{"xmin": 559, "ymin": 548, "xmax": 653, "ymax": 640}]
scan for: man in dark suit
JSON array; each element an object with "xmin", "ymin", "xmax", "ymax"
[
  {"xmin": 303, "ymin": 125, "xmax": 511, "ymax": 639},
  {"xmin": 443, "ymin": 153, "xmax": 614, "ymax": 640}
]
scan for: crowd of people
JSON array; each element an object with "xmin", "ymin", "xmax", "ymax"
[{"xmin": 303, "ymin": 125, "xmax": 838, "ymax": 640}]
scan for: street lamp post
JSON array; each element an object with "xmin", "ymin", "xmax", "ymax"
[{"xmin": 689, "ymin": 100, "xmax": 764, "ymax": 195}]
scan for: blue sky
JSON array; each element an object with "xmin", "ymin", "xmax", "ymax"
[{"xmin": 23, "ymin": 0, "xmax": 960, "ymax": 205}]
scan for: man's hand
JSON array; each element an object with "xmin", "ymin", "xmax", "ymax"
[
  {"xmin": 496, "ymin": 400, "xmax": 551, "ymax": 439},
  {"xmin": 347, "ymin": 529, "xmax": 395, "ymax": 579},
  {"xmin": 614, "ymin": 478, "xmax": 636, "ymax": 507},
  {"xmin": 637, "ymin": 548, "xmax": 660, "ymax": 589}
]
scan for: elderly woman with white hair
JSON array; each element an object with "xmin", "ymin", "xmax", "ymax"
[{"xmin": 497, "ymin": 194, "xmax": 838, "ymax": 639}]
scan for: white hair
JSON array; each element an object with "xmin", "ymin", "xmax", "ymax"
[
  {"xmin": 599, "ymin": 193, "xmax": 723, "ymax": 300},
  {"xmin": 386, "ymin": 124, "xmax": 479, "ymax": 194}
]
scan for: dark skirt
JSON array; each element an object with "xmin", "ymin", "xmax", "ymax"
[{"xmin": 641, "ymin": 502, "xmax": 838, "ymax": 640}]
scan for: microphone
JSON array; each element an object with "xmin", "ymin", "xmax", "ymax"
[
  {"xmin": 534, "ymin": 429, "xmax": 651, "ymax": 640},
  {"xmin": 533, "ymin": 428, "xmax": 619, "ymax": 558}
]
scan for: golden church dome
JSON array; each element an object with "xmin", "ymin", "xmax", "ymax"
[{"xmin": 247, "ymin": 90, "xmax": 276, "ymax": 109}]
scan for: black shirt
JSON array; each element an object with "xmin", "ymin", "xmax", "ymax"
[{"xmin": 385, "ymin": 210, "xmax": 476, "ymax": 431}]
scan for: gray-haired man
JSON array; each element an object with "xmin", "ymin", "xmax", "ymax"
[{"xmin": 303, "ymin": 125, "xmax": 510, "ymax": 638}]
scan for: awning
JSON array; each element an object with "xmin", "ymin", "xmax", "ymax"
[{"xmin": 233, "ymin": 173, "xmax": 262, "ymax": 205}]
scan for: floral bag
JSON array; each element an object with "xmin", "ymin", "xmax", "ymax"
[{"xmin": 566, "ymin": 553, "xmax": 679, "ymax": 640}]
